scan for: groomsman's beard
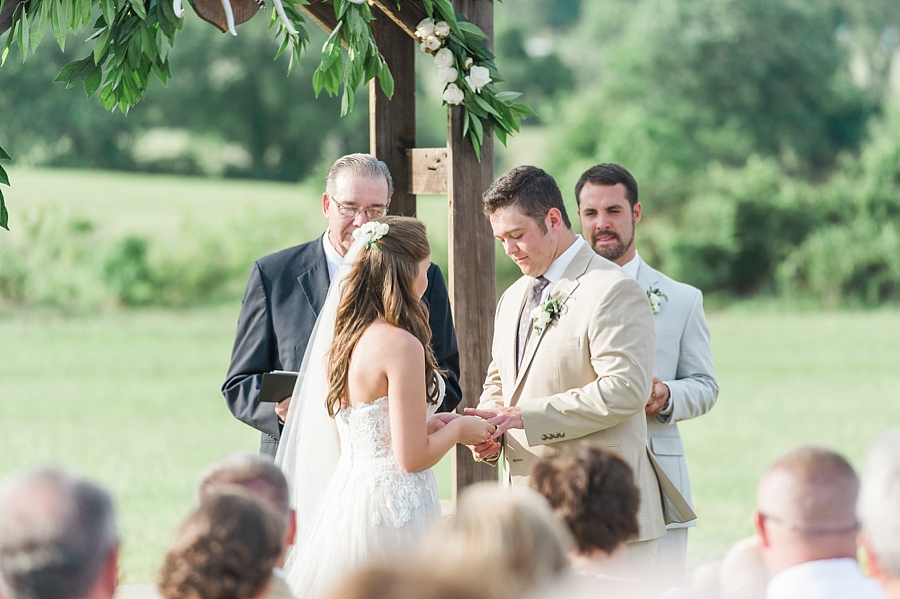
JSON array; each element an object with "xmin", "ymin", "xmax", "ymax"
[{"xmin": 590, "ymin": 229, "xmax": 634, "ymax": 263}]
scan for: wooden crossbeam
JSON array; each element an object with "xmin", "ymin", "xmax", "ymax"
[
  {"xmin": 299, "ymin": 0, "xmax": 338, "ymax": 32},
  {"xmin": 408, "ymin": 148, "xmax": 449, "ymax": 195}
]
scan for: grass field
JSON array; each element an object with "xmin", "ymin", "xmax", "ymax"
[
  {"xmin": 4, "ymin": 307, "xmax": 899, "ymax": 581},
  {"xmin": 2, "ymin": 168, "xmax": 900, "ymax": 582}
]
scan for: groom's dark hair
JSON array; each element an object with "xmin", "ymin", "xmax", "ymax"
[{"xmin": 482, "ymin": 165, "xmax": 571, "ymax": 233}]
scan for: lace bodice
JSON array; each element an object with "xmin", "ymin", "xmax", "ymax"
[{"xmin": 333, "ymin": 382, "xmax": 442, "ymax": 529}]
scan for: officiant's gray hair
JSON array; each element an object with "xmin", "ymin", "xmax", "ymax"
[
  {"xmin": 326, "ymin": 154, "xmax": 394, "ymax": 201},
  {"xmin": 197, "ymin": 452, "xmax": 290, "ymax": 517},
  {"xmin": 0, "ymin": 467, "xmax": 118, "ymax": 599}
]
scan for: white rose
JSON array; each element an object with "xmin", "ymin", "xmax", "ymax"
[
  {"xmin": 415, "ymin": 18, "xmax": 435, "ymax": 40},
  {"xmin": 441, "ymin": 83, "xmax": 464, "ymax": 105},
  {"xmin": 532, "ymin": 309, "xmax": 552, "ymax": 332},
  {"xmin": 437, "ymin": 66, "xmax": 458, "ymax": 84},
  {"xmin": 424, "ymin": 36, "xmax": 442, "ymax": 52},
  {"xmin": 433, "ymin": 47, "xmax": 454, "ymax": 69},
  {"xmin": 434, "ymin": 20, "xmax": 450, "ymax": 38},
  {"xmin": 649, "ymin": 294, "xmax": 660, "ymax": 314},
  {"xmin": 465, "ymin": 65, "xmax": 491, "ymax": 92},
  {"xmin": 464, "ymin": 57, "xmax": 474, "ymax": 69}
]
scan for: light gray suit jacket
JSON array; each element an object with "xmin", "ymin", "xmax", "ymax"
[{"xmin": 637, "ymin": 260, "xmax": 718, "ymax": 529}]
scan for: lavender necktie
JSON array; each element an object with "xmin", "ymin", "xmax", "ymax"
[{"xmin": 517, "ymin": 275, "xmax": 550, "ymax": 371}]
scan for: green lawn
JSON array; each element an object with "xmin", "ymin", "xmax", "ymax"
[{"xmin": 3, "ymin": 307, "xmax": 899, "ymax": 581}]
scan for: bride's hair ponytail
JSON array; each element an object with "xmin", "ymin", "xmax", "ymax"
[{"xmin": 327, "ymin": 216, "xmax": 442, "ymax": 417}]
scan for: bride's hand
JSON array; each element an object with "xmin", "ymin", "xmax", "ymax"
[
  {"xmin": 427, "ymin": 412, "xmax": 459, "ymax": 434},
  {"xmin": 455, "ymin": 416, "xmax": 498, "ymax": 446}
]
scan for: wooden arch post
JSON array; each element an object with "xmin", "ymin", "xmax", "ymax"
[{"xmin": 301, "ymin": 0, "xmax": 498, "ymax": 501}]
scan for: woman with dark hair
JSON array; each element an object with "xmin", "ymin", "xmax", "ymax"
[
  {"xmin": 276, "ymin": 216, "xmax": 494, "ymax": 599},
  {"xmin": 531, "ymin": 443, "xmax": 647, "ymax": 596},
  {"xmin": 159, "ymin": 490, "xmax": 285, "ymax": 599}
]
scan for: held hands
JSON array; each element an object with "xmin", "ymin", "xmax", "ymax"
[
  {"xmin": 645, "ymin": 377, "xmax": 670, "ymax": 417},
  {"xmin": 462, "ymin": 406, "xmax": 524, "ymax": 463},
  {"xmin": 454, "ymin": 416, "xmax": 498, "ymax": 446}
]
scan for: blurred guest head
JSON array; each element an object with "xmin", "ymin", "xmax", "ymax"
[
  {"xmin": 531, "ymin": 443, "xmax": 640, "ymax": 555},
  {"xmin": 159, "ymin": 490, "xmax": 285, "ymax": 599},
  {"xmin": 197, "ymin": 452, "xmax": 295, "ymax": 566},
  {"xmin": 323, "ymin": 565, "xmax": 482, "ymax": 599},
  {"xmin": 754, "ymin": 446, "xmax": 860, "ymax": 577},
  {"xmin": 0, "ymin": 467, "xmax": 119, "ymax": 599},
  {"xmin": 425, "ymin": 484, "xmax": 572, "ymax": 599},
  {"xmin": 859, "ymin": 429, "xmax": 900, "ymax": 598}
]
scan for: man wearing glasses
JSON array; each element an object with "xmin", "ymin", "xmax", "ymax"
[{"xmin": 223, "ymin": 153, "xmax": 462, "ymax": 457}]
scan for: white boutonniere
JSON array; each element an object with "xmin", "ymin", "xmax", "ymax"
[
  {"xmin": 531, "ymin": 294, "xmax": 567, "ymax": 335},
  {"xmin": 646, "ymin": 286, "xmax": 669, "ymax": 314},
  {"xmin": 352, "ymin": 221, "xmax": 389, "ymax": 250}
]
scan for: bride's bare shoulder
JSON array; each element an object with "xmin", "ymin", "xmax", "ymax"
[{"xmin": 356, "ymin": 320, "xmax": 424, "ymax": 359}]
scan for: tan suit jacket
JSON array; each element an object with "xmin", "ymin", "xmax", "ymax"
[{"xmin": 479, "ymin": 242, "xmax": 666, "ymax": 542}]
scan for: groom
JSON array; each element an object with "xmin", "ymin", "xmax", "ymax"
[
  {"xmin": 223, "ymin": 154, "xmax": 462, "ymax": 457},
  {"xmin": 467, "ymin": 165, "xmax": 667, "ymax": 566}
]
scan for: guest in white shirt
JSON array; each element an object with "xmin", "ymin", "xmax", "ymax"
[
  {"xmin": 754, "ymin": 446, "xmax": 886, "ymax": 599},
  {"xmin": 858, "ymin": 429, "xmax": 900, "ymax": 599}
]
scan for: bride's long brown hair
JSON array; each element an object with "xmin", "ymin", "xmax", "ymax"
[{"xmin": 326, "ymin": 216, "xmax": 442, "ymax": 417}]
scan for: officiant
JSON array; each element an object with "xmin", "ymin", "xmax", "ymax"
[{"xmin": 222, "ymin": 153, "xmax": 462, "ymax": 457}]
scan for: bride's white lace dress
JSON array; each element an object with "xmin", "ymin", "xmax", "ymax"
[{"xmin": 282, "ymin": 390, "xmax": 442, "ymax": 598}]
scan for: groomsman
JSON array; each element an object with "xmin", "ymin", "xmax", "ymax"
[
  {"xmin": 223, "ymin": 154, "xmax": 462, "ymax": 457},
  {"xmin": 468, "ymin": 165, "xmax": 681, "ymax": 572},
  {"xmin": 576, "ymin": 163, "xmax": 719, "ymax": 582}
]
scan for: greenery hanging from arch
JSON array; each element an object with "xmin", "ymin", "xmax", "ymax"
[{"xmin": 1, "ymin": 0, "xmax": 533, "ymax": 163}]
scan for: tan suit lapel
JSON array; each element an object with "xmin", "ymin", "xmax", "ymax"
[{"xmin": 511, "ymin": 244, "xmax": 594, "ymax": 403}]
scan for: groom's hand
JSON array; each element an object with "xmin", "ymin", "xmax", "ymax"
[{"xmin": 464, "ymin": 406, "xmax": 523, "ymax": 439}]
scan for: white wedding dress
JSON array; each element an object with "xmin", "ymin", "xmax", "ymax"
[{"xmin": 274, "ymin": 234, "xmax": 442, "ymax": 599}]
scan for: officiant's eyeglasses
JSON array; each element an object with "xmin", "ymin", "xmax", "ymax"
[{"xmin": 330, "ymin": 197, "xmax": 389, "ymax": 220}]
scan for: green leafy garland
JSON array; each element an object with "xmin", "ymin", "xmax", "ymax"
[
  {"xmin": 0, "ymin": 134, "xmax": 9, "ymax": 231},
  {"xmin": 1, "ymin": 0, "xmax": 531, "ymax": 161}
]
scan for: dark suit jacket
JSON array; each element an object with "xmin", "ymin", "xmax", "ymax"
[{"xmin": 222, "ymin": 235, "xmax": 462, "ymax": 456}]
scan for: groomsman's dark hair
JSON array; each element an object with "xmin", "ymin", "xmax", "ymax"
[
  {"xmin": 482, "ymin": 165, "xmax": 572, "ymax": 232},
  {"xmin": 575, "ymin": 163, "xmax": 639, "ymax": 208}
]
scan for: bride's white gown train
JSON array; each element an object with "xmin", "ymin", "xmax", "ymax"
[{"xmin": 282, "ymin": 390, "xmax": 443, "ymax": 599}]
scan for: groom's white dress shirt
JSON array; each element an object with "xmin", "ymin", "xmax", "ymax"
[{"xmin": 766, "ymin": 558, "xmax": 888, "ymax": 599}]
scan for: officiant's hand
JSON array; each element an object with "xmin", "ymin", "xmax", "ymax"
[
  {"xmin": 464, "ymin": 406, "xmax": 523, "ymax": 439},
  {"xmin": 275, "ymin": 397, "xmax": 291, "ymax": 423}
]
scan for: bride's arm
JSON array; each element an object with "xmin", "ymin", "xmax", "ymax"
[{"xmin": 387, "ymin": 333, "xmax": 493, "ymax": 473}]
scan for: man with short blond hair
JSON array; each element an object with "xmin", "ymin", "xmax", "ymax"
[{"xmin": 755, "ymin": 446, "xmax": 886, "ymax": 599}]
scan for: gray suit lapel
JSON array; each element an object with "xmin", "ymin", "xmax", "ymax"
[{"xmin": 296, "ymin": 235, "xmax": 330, "ymax": 317}]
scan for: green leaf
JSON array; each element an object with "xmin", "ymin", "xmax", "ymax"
[
  {"xmin": 84, "ymin": 65, "xmax": 103, "ymax": 95},
  {"xmin": 494, "ymin": 125, "xmax": 507, "ymax": 146},
  {"xmin": 0, "ymin": 143, "xmax": 10, "ymax": 161},
  {"xmin": 421, "ymin": 0, "xmax": 432, "ymax": 18},
  {"xmin": 456, "ymin": 20, "xmax": 487, "ymax": 41},
  {"xmin": 17, "ymin": 9, "xmax": 29, "ymax": 58},
  {"xmin": 52, "ymin": 0, "xmax": 68, "ymax": 49},
  {"xmin": 100, "ymin": 0, "xmax": 115, "ymax": 28},
  {"xmin": 0, "ymin": 192, "xmax": 8, "ymax": 231},
  {"xmin": 495, "ymin": 91, "xmax": 521, "ymax": 103},
  {"xmin": 471, "ymin": 92, "xmax": 501, "ymax": 119},
  {"xmin": 93, "ymin": 27, "xmax": 111, "ymax": 63},
  {"xmin": 462, "ymin": 107, "xmax": 470, "ymax": 138},
  {"xmin": 0, "ymin": 164, "xmax": 9, "ymax": 186},
  {"xmin": 378, "ymin": 61, "xmax": 393, "ymax": 98},
  {"xmin": 129, "ymin": 0, "xmax": 147, "ymax": 20},
  {"xmin": 511, "ymin": 102, "xmax": 537, "ymax": 116}
]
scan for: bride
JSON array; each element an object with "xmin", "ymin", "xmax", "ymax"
[{"xmin": 275, "ymin": 216, "xmax": 494, "ymax": 598}]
